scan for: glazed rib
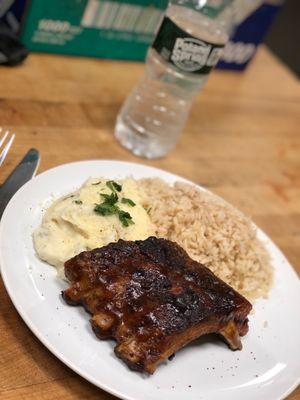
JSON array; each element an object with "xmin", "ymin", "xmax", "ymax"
[{"xmin": 62, "ymin": 237, "xmax": 252, "ymax": 373}]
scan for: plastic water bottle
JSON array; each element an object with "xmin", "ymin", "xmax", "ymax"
[{"xmin": 115, "ymin": 0, "xmax": 235, "ymax": 159}]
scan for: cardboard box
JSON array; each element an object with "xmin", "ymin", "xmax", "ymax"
[
  {"xmin": 20, "ymin": 0, "xmax": 282, "ymax": 69},
  {"xmin": 21, "ymin": 0, "xmax": 167, "ymax": 61}
]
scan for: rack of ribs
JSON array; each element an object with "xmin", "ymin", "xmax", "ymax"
[{"xmin": 62, "ymin": 237, "xmax": 252, "ymax": 374}]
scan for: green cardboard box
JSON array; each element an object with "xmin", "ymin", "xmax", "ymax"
[{"xmin": 21, "ymin": 0, "xmax": 168, "ymax": 61}]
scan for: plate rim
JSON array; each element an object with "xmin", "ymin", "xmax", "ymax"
[{"xmin": 1, "ymin": 159, "xmax": 300, "ymax": 400}]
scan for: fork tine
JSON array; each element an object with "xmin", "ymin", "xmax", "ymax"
[
  {"xmin": 0, "ymin": 133, "xmax": 15, "ymax": 167},
  {"xmin": 0, "ymin": 130, "xmax": 9, "ymax": 149}
]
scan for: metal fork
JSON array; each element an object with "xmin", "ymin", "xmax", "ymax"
[{"xmin": 0, "ymin": 128, "xmax": 15, "ymax": 168}]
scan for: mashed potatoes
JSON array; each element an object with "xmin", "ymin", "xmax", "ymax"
[{"xmin": 33, "ymin": 178, "xmax": 155, "ymax": 277}]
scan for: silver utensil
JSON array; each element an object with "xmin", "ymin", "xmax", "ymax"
[
  {"xmin": 0, "ymin": 128, "xmax": 15, "ymax": 168},
  {"xmin": 0, "ymin": 148, "xmax": 40, "ymax": 219}
]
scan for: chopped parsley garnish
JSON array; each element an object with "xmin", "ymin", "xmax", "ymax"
[
  {"xmin": 92, "ymin": 181, "xmax": 101, "ymax": 186},
  {"xmin": 121, "ymin": 197, "xmax": 136, "ymax": 207},
  {"xmin": 74, "ymin": 200, "xmax": 83, "ymax": 205},
  {"xmin": 100, "ymin": 192, "xmax": 118, "ymax": 205},
  {"xmin": 94, "ymin": 203, "xmax": 118, "ymax": 215},
  {"xmin": 118, "ymin": 210, "xmax": 134, "ymax": 227},
  {"xmin": 94, "ymin": 181, "xmax": 135, "ymax": 227},
  {"xmin": 146, "ymin": 207, "xmax": 152, "ymax": 214},
  {"xmin": 106, "ymin": 180, "xmax": 122, "ymax": 192}
]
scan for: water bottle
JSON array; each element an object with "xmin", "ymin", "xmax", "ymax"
[{"xmin": 115, "ymin": 0, "xmax": 235, "ymax": 159}]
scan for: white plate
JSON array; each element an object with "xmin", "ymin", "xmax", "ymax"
[{"xmin": 1, "ymin": 160, "xmax": 300, "ymax": 400}]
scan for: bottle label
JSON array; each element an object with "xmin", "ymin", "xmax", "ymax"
[{"xmin": 152, "ymin": 17, "xmax": 225, "ymax": 74}]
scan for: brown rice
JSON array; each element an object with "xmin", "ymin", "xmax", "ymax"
[{"xmin": 140, "ymin": 178, "xmax": 273, "ymax": 301}]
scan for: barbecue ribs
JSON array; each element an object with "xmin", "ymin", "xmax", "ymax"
[{"xmin": 62, "ymin": 237, "xmax": 252, "ymax": 374}]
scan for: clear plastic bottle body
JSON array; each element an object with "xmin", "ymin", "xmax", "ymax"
[{"xmin": 115, "ymin": 1, "xmax": 233, "ymax": 159}]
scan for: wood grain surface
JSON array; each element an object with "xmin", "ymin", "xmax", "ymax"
[{"xmin": 0, "ymin": 46, "xmax": 299, "ymax": 400}]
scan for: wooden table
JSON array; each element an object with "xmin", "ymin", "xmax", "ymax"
[{"xmin": 0, "ymin": 46, "xmax": 299, "ymax": 400}]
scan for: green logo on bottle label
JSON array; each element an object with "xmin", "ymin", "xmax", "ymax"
[{"xmin": 152, "ymin": 17, "xmax": 224, "ymax": 74}]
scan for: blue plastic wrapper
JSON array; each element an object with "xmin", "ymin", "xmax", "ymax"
[{"xmin": 217, "ymin": 2, "xmax": 283, "ymax": 70}]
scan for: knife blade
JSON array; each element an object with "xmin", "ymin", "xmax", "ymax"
[{"xmin": 0, "ymin": 148, "xmax": 40, "ymax": 219}]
